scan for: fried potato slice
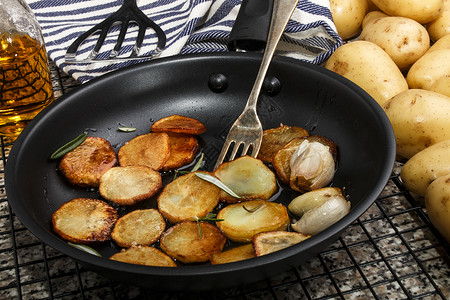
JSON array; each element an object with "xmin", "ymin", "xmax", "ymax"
[
  {"xmin": 99, "ymin": 166, "xmax": 162, "ymax": 205},
  {"xmin": 273, "ymin": 137, "xmax": 307, "ymax": 184},
  {"xmin": 52, "ymin": 198, "xmax": 118, "ymax": 244},
  {"xmin": 160, "ymin": 221, "xmax": 226, "ymax": 264},
  {"xmin": 216, "ymin": 200, "xmax": 290, "ymax": 243},
  {"xmin": 213, "ymin": 156, "xmax": 277, "ymax": 203},
  {"xmin": 58, "ymin": 137, "xmax": 117, "ymax": 188},
  {"xmin": 118, "ymin": 133, "xmax": 170, "ymax": 171},
  {"xmin": 161, "ymin": 132, "xmax": 199, "ymax": 171},
  {"xmin": 111, "ymin": 209, "xmax": 166, "ymax": 248},
  {"xmin": 252, "ymin": 231, "xmax": 310, "ymax": 257},
  {"xmin": 110, "ymin": 246, "xmax": 177, "ymax": 267},
  {"xmin": 257, "ymin": 125, "xmax": 309, "ymax": 163},
  {"xmin": 209, "ymin": 244, "xmax": 256, "ymax": 265},
  {"xmin": 157, "ymin": 171, "xmax": 220, "ymax": 223},
  {"xmin": 150, "ymin": 114, "xmax": 206, "ymax": 135}
]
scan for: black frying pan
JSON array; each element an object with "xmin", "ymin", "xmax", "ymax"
[{"xmin": 5, "ymin": 52, "xmax": 395, "ymax": 291}]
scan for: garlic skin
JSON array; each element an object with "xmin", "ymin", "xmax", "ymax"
[
  {"xmin": 289, "ymin": 140, "xmax": 336, "ymax": 192},
  {"xmin": 291, "ymin": 194, "xmax": 350, "ymax": 236}
]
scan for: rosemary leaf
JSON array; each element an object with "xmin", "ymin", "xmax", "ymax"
[
  {"xmin": 50, "ymin": 132, "xmax": 87, "ymax": 159},
  {"xmin": 194, "ymin": 214, "xmax": 224, "ymax": 238},
  {"xmin": 68, "ymin": 242, "xmax": 102, "ymax": 257},
  {"xmin": 190, "ymin": 153, "xmax": 204, "ymax": 172},
  {"xmin": 194, "ymin": 172, "xmax": 242, "ymax": 199}
]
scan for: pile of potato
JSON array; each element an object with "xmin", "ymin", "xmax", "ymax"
[{"xmin": 327, "ymin": 0, "xmax": 450, "ymax": 243}]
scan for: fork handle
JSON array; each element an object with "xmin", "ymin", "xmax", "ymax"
[{"xmin": 245, "ymin": 0, "xmax": 299, "ymax": 110}]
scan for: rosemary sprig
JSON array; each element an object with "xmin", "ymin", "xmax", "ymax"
[
  {"xmin": 68, "ymin": 242, "xmax": 102, "ymax": 257},
  {"xmin": 194, "ymin": 213, "xmax": 224, "ymax": 238},
  {"xmin": 50, "ymin": 132, "xmax": 87, "ymax": 159},
  {"xmin": 243, "ymin": 204, "xmax": 263, "ymax": 213},
  {"xmin": 194, "ymin": 172, "xmax": 242, "ymax": 199}
]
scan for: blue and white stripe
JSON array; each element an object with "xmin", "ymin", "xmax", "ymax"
[{"xmin": 26, "ymin": 0, "xmax": 342, "ymax": 83}]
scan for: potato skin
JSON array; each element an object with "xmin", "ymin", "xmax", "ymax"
[
  {"xmin": 427, "ymin": 0, "xmax": 450, "ymax": 42},
  {"xmin": 359, "ymin": 16, "xmax": 430, "ymax": 70},
  {"xmin": 407, "ymin": 49, "xmax": 450, "ymax": 90},
  {"xmin": 329, "ymin": 0, "xmax": 368, "ymax": 40},
  {"xmin": 400, "ymin": 140, "xmax": 450, "ymax": 196},
  {"xmin": 425, "ymin": 173, "xmax": 450, "ymax": 243},
  {"xmin": 382, "ymin": 89, "xmax": 450, "ymax": 159},
  {"xmin": 371, "ymin": 0, "xmax": 443, "ymax": 24},
  {"xmin": 325, "ymin": 41, "xmax": 408, "ymax": 106}
]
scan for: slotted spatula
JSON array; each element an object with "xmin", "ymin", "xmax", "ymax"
[
  {"xmin": 65, "ymin": 0, "xmax": 166, "ymax": 63},
  {"xmin": 214, "ymin": 0, "xmax": 299, "ymax": 170}
]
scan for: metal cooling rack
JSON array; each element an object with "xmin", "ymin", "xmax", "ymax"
[{"xmin": 0, "ymin": 62, "xmax": 449, "ymax": 300}]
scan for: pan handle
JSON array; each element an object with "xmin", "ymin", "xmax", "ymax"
[{"xmin": 227, "ymin": 0, "xmax": 274, "ymax": 52}]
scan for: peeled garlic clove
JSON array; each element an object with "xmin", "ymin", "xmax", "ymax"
[
  {"xmin": 289, "ymin": 136, "xmax": 336, "ymax": 192},
  {"xmin": 288, "ymin": 187, "xmax": 343, "ymax": 217},
  {"xmin": 291, "ymin": 194, "xmax": 350, "ymax": 236}
]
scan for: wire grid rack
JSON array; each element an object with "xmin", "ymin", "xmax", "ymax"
[{"xmin": 0, "ymin": 62, "xmax": 449, "ymax": 300}]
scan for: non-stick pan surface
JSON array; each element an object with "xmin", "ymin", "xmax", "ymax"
[{"xmin": 6, "ymin": 52, "xmax": 395, "ymax": 291}]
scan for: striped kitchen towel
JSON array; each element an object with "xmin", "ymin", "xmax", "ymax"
[{"xmin": 26, "ymin": 0, "xmax": 342, "ymax": 83}]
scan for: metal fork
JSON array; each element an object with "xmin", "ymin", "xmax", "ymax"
[
  {"xmin": 65, "ymin": 0, "xmax": 166, "ymax": 63},
  {"xmin": 214, "ymin": 0, "xmax": 299, "ymax": 170}
]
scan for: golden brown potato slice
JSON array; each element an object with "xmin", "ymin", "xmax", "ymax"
[
  {"xmin": 157, "ymin": 171, "xmax": 220, "ymax": 223},
  {"xmin": 118, "ymin": 132, "xmax": 170, "ymax": 171},
  {"xmin": 99, "ymin": 166, "xmax": 162, "ymax": 205},
  {"xmin": 252, "ymin": 231, "xmax": 310, "ymax": 257},
  {"xmin": 213, "ymin": 156, "xmax": 277, "ymax": 203},
  {"xmin": 209, "ymin": 244, "xmax": 256, "ymax": 265},
  {"xmin": 160, "ymin": 221, "xmax": 226, "ymax": 264},
  {"xmin": 150, "ymin": 114, "xmax": 206, "ymax": 135},
  {"xmin": 52, "ymin": 198, "xmax": 118, "ymax": 244},
  {"xmin": 216, "ymin": 200, "xmax": 290, "ymax": 243},
  {"xmin": 110, "ymin": 246, "xmax": 177, "ymax": 267},
  {"xmin": 111, "ymin": 209, "xmax": 166, "ymax": 248},
  {"xmin": 161, "ymin": 132, "xmax": 199, "ymax": 171},
  {"xmin": 58, "ymin": 137, "xmax": 117, "ymax": 188},
  {"xmin": 272, "ymin": 137, "xmax": 306, "ymax": 184},
  {"xmin": 257, "ymin": 125, "xmax": 309, "ymax": 163}
]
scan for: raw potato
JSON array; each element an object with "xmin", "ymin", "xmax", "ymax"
[
  {"xmin": 382, "ymin": 89, "xmax": 450, "ymax": 159},
  {"xmin": 427, "ymin": 0, "xmax": 450, "ymax": 42},
  {"xmin": 371, "ymin": 0, "xmax": 443, "ymax": 24},
  {"xmin": 329, "ymin": 0, "xmax": 368, "ymax": 40},
  {"xmin": 426, "ymin": 34, "xmax": 450, "ymax": 53},
  {"xmin": 110, "ymin": 246, "xmax": 177, "ymax": 267},
  {"xmin": 362, "ymin": 11, "xmax": 389, "ymax": 28},
  {"xmin": 359, "ymin": 16, "xmax": 430, "ymax": 70},
  {"xmin": 407, "ymin": 49, "xmax": 450, "ymax": 90},
  {"xmin": 325, "ymin": 41, "xmax": 408, "ymax": 106},
  {"xmin": 216, "ymin": 200, "xmax": 290, "ymax": 243},
  {"xmin": 425, "ymin": 173, "xmax": 450, "ymax": 243},
  {"xmin": 429, "ymin": 76, "xmax": 450, "ymax": 97},
  {"xmin": 400, "ymin": 140, "xmax": 450, "ymax": 196}
]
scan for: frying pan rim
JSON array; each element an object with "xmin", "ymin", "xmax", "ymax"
[{"xmin": 5, "ymin": 51, "xmax": 396, "ymax": 283}]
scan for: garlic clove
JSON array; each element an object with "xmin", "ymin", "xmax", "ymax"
[
  {"xmin": 289, "ymin": 136, "xmax": 336, "ymax": 192},
  {"xmin": 288, "ymin": 187, "xmax": 343, "ymax": 217},
  {"xmin": 291, "ymin": 194, "xmax": 350, "ymax": 236}
]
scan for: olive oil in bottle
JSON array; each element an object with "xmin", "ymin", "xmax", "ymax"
[{"xmin": 0, "ymin": 0, "xmax": 54, "ymax": 140}]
